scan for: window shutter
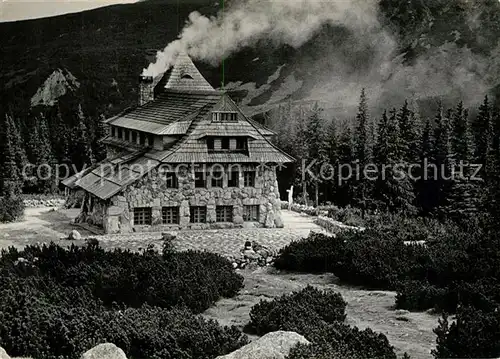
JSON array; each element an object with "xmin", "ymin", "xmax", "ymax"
[
  {"xmin": 229, "ymin": 138, "xmax": 237, "ymax": 150},
  {"xmin": 214, "ymin": 139, "xmax": 222, "ymax": 150}
]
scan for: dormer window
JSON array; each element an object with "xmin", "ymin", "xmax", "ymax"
[
  {"xmin": 206, "ymin": 136, "xmax": 248, "ymax": 154},
  {"xmin": 181, "ymin": 73, "xmax": 193, "ymax": 80},
  {"xmin": 212, "ymin": 111, "xmax": 238, "ymax": 122}
]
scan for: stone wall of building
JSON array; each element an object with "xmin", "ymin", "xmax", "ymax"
[{"xmin": 100, "ymin": 164, "xmax": 284, "ymax": 234}]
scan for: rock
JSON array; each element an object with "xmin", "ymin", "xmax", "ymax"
[
  {"xmin": 0, "ymin": 347, "xmax": 10, "ymax": 359},
  {"xmin": 81, "ymin": 343, "xmax": 127, "ymax": 359},
  {"xmin": 68, "ymin": 230, "xmax": 81, "ymax": 240},
  {"xmin": 215, "ymin": 331, "xmax": 309, "ymax": 359},
  {"xmin": 243, "ymin": 249, "xmax": 260, "ymax": 260},
  {"xmin": 394, "ymin": 309, "xmax": 410, "ymax": 316},
  {"xmin": 162, "ymin": 232, "xmax": 177, "ymax": 241}
]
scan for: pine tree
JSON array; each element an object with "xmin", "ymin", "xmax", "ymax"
[
  {"xmin": 5, "ymin": 113, "xmax": 28, "ymax": 191},
  {"xmin": 71, "ymin": 104, "xmax": 95, "ymax": 172},
  {"xmin": 0, "ymin": 114, "xmax": 21, "ymax": 196},
  {"xmin": 398, "ymin": 100, "xmax": 420, "ymax": 163},
  {"xmin": 94, "ymin": 114, "xmax": 108, "ymax": 162},
  {"xmin": 352, "ymin": 89, "xmax": 372, "ymax": 215},
  {"xmin": 374, "ymin": 109, "xmax": 415, "ymax": 213},
  {"xmin": 51, "ymin": 106, "xmax": 71, "ymax": 164},
  {"xmin": 305, "ymin": 103, "xmax": 326, "ymax": 208},
  {"xmin": 472, "ymin": 95, "xmax": 491, "ymax": 166},
  {"xmin": 416, "ymin": 117, "xmax": 434, "ymax": 215},
  {"xmin": 336, "ymin": 124, "xmax": 354, "ymax": 207},
  {"xmin": 483, "ymin": 107, "xmax": 500, "ymax": 227},
  {"xmin": 432, "ymin": 103, "xmax": 453, "ymax": 218},
  {"xmin": 324, "ymin": 119, "xmax": 338, "ymax": 203},
  {"xmin": 447, "ymin": 102, "xmax": 478, "ymax": 220}
]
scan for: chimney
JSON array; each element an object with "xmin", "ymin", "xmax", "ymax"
[{"xmin": 139, "ymin": 75, "xmax": 154, "ymax": 106}]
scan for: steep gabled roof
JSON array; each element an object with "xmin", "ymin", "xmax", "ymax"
[
  {"xmin": 154, "ymin": 94, "xmax": 294, "ymax": 164},
  {"xmin": 165, "ymin": 51, "xmax": 215, "ymax": 92}
]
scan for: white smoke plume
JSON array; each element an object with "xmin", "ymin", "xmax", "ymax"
[{"xmin": 142, "ymin": 0, "xmax": 387, "ymax": 77}]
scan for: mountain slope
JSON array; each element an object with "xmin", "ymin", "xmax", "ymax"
[{"xmin": 1, "ymin": 0, "xmax": 500, "ymax": 122}]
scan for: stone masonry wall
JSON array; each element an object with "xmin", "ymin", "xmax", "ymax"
[{"xmin": 101, "ymin": 164, "xmax": 283, "ymax": 234}]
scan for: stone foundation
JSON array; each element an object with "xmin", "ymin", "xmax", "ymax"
[{"xmin": 79, "ymin": 164, "xmax": 285, "ymax": 234}]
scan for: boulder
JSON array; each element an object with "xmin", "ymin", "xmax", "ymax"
[
  {"xmin": 81, "ymin": 343, "xmax": 127, "ymax": 359},
  {"xmin": 68, "ymin": 230, "xmax": 82, "ymax": 240},
  {"xmin": 243, "ymin": 249, "xmax": 260, "ymax": 260},
  {"xmin": 0, "ymin": 347, "xmax": 10, "ymax": 359},
  {"xmin": 162, "ymin": 232, "xmax": 177, "ymax": 241},
  {"xmin": 215, "ymin": 331, "xmax": 309, "ymax": 359}
]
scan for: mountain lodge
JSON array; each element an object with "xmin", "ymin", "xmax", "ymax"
[{"xmin": 63, "ymin": 52, "xmax": 294, "ymax": 234}]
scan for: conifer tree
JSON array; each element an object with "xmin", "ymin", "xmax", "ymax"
[
  {"xmin": 324, "ymin": 119, "xmax": 338, "ymax": 202},
  {"xmin": 51, "ymin": 106, "xmax": 71, "ymax": 165},
  {"xmin": 483, "ymin": 107, "xmax": 500, "ymax": 226},
  {"xmin": 432, "ymin": 103, "xmax": 453, "ymax": 217},
  {"xmin": 374, "ymin": 109, "xmax": 415, "ymax": 213},
  {"xmin": 71, "ymin": 104, "xmax": 95, "ymax": 172},
  {"xmin": 472, "ymin": 95, "xmax": 491, "ymax": 166},
  {"xmin": 352, "ymin": 89, "xmax": 372, "ymax": 215},
  {"xmin": 416, "ymin": 117, "xmax": 434, "ymax": 215},
  {"xmin": 398, "ymin": 100, "xmax": 420, "ymax": 164},
  {"xmin": 0, "ymin": 113, "xmax": 21, "ymax": 196},
  {"xmin": 305, "ymin": 103, "xmax": 326, "ymax": 208},
  {"xmin": 336, "ymin": 124, "xmax": 354, "ymax": 207},
  {"xmin": 5, "ymin": 113, "xmax": 28, "ymax": 191},
  {"xmin": 94, "ymin": 114, "xmax": 108, "ymax": 162},
  {"xmin": 447, "ymin": 102, "xmax": 478, "ymax": 220}
]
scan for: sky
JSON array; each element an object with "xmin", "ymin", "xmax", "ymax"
[{"xmin": 0, "ymin": 0, "xmax": 138, "ymax": 22}]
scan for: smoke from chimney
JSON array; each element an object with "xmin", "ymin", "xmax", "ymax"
[
  {"xmin": 142, "ymin": 0, "xmax": 383, "ymax": 78},
  {"xmin": 142, "ymin": 0, "xmax": 499, "ymax": 111}
]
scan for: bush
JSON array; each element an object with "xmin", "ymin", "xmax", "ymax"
[
  {"xmin": 0, "ymin": 243, "xmax": 244, "ymax": 313},
  {"xmin": 433, "ymin": 307, "xmax": 500, "ymax": 359},
  {"xmin": 0, "ymin": 195, "xmax": 24, "ymax": 222},
  {"xmin": 248, "ymin": 287, "xmax": 396, "ymax": 359},
  {"xmin": 0, "ymin": 298, "xmax": 247, "ymax": 359},
  {"xmin": 249, "ymin": 286, "xmax": 347, "ymax": 334},
  {"xmin": 274, "ymin": 232, "xmax": 350, "ymax": 273},
  {"xmin": 0, "ymin": 243, "xmax": 247, "ymax": 359}
]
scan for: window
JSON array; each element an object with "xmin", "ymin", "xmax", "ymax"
[
  {"xmin": 111, "ymin": 127, "xmax": 116, "ymax": 137},
  {"xmin": 211, "ymin": 170, "xmax": 223, "ymax": 188},
  {"xmin": 148, "ymin": 134, "xmax": 154, "ymax": 147},
  {"xmin": 216, "ymin": 206, "xmax": 233, "ymax": 222},
  {"xmin": 244, "ymin": 170, "xmax": 256, "ymax": 187},
  {"xmin": 211, "ymin": 111, "xmax": 238, "ymax": 122},
  {"xmin": 124, "ymin": 129, "xmax": 130, "ymax": 141},
  {"xmin": 190, "ymin": 206, "xmax": 206, "ymax": 223},
  {"xmin": 132, "ymin": 131, "xmax": 137, "ymax": 143},
  {"xmin": 133, "ymin": 207, "xmax": 152, "ymax": 225},
  {"xmin": 162, "ymin": 207, "xmax": 179, "ymax": 224},
  {"xmin": 228, "ymin": 170, "xmax": 239, "ymax": 187},
  {"xmin": 140, "ymin": 132, "xmax": 146, "ymax": 145},
  {"xmin": 221, "ymin": 138, "xmax": 230, "ymax": 150},
  {"xmin": 194, "ymin": 172, "xmax": 206, "ymax": 188},
  {"xmin": 165, "ymin": 172, "xmax": 178, "ymax": 189},
  {"xmin": 117, "ymin": 127, "xmax": 123, "ymax": 139},
  {"xmin": 236, "ymin": 138, "xmax": 248, "ymax": 151},
  {"xmin": 243, "ymin": 205, "xmax": 259, "ymax": 222},
  {"xmin": 207, "ymin": 138, "xmax": 214, "ymax": 151}
]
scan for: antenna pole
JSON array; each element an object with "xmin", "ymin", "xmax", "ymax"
[{"xmin": 220, "ymin": 0, "xmax": 225, "ymax": 92}]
